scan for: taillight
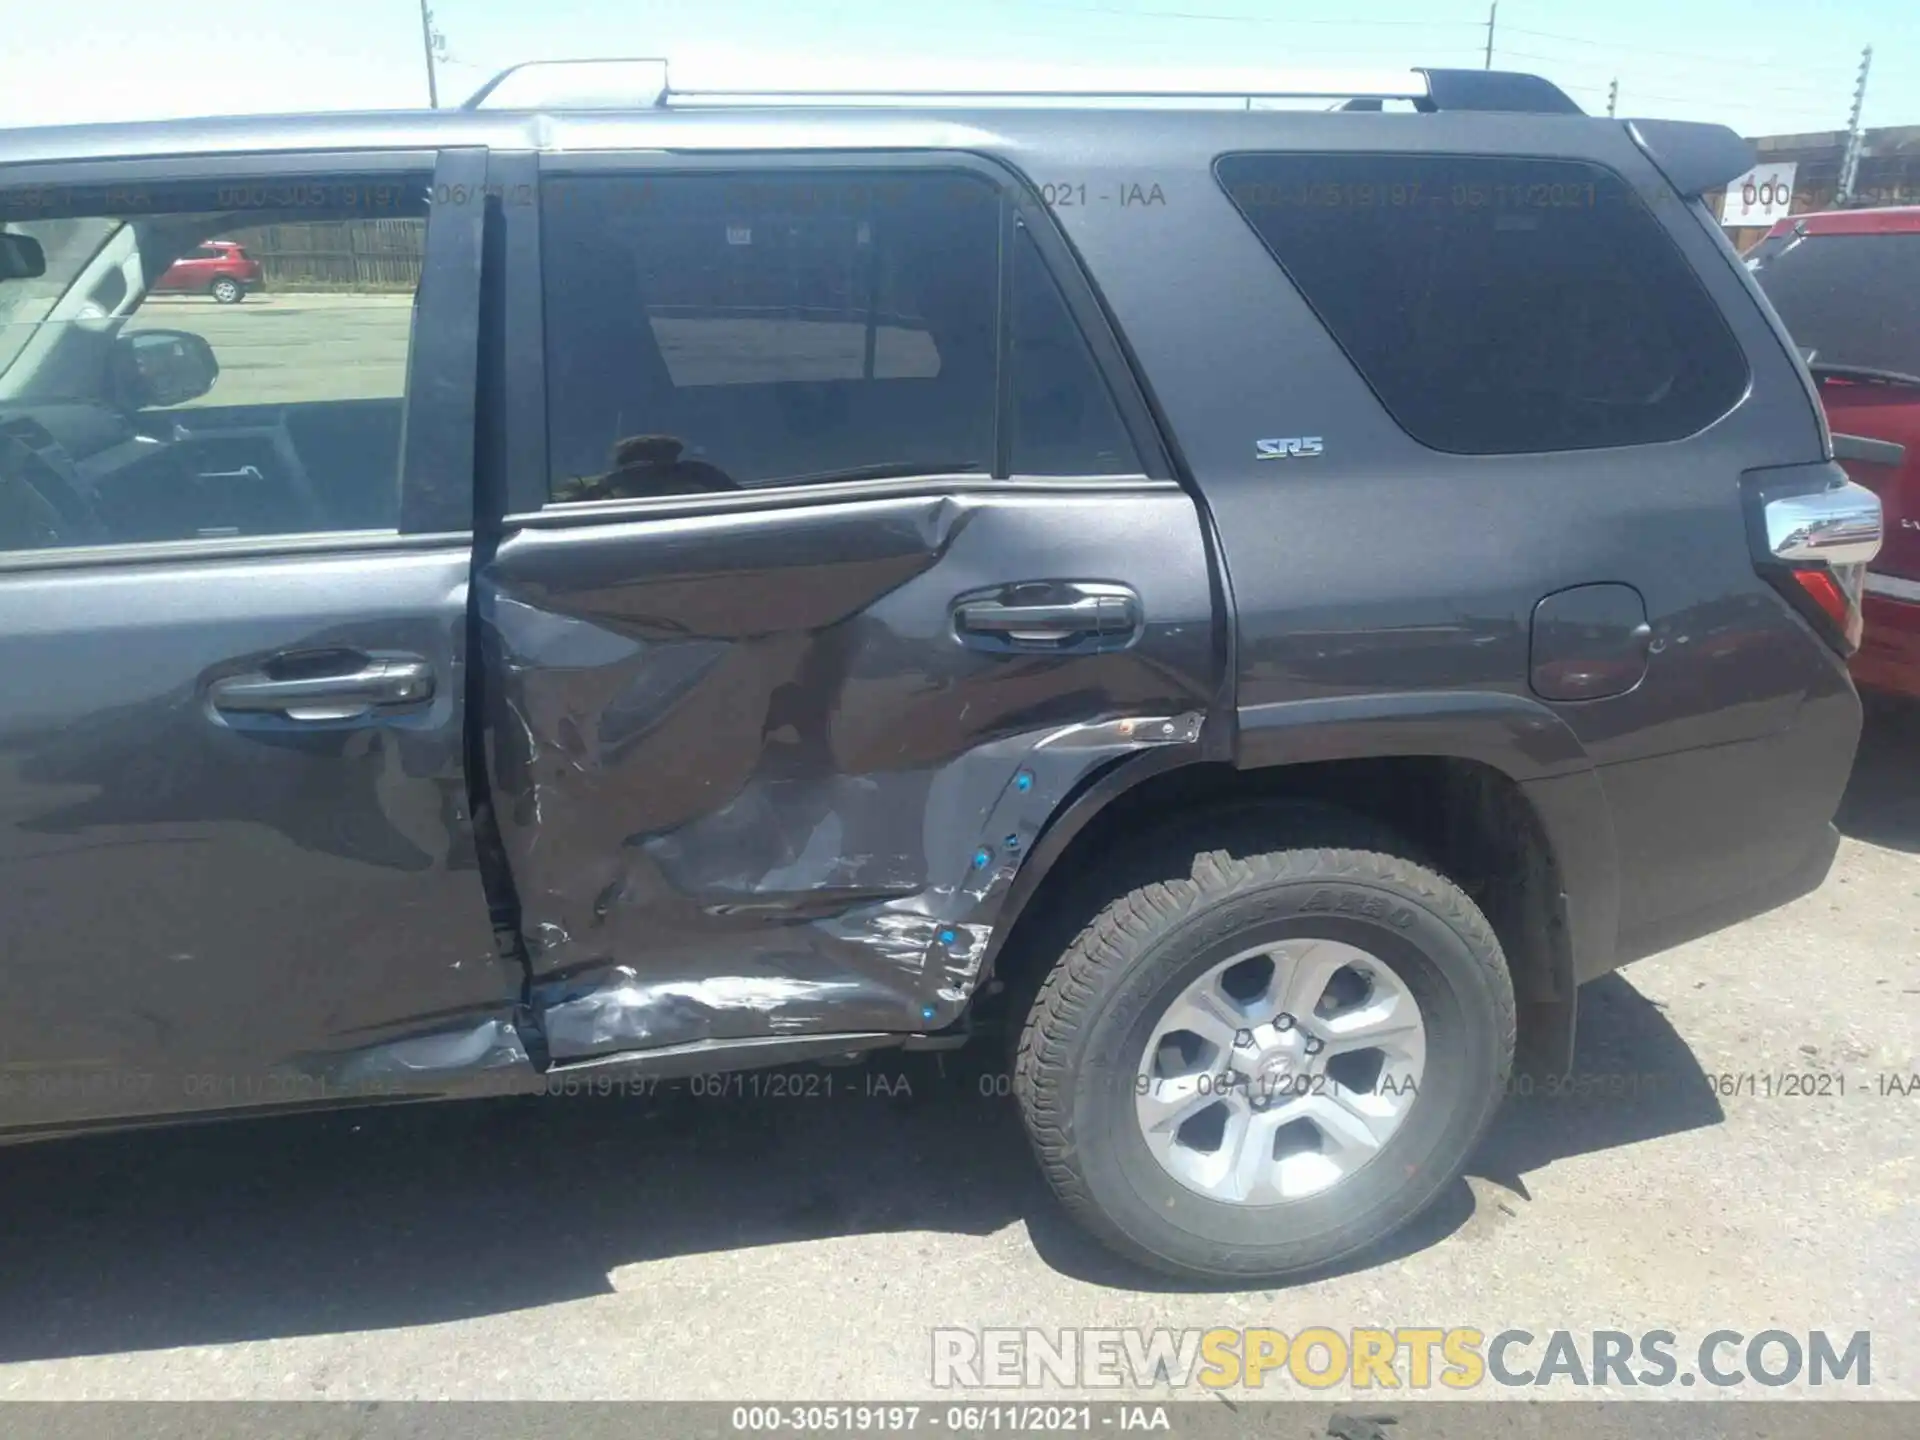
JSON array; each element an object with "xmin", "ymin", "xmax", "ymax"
[
  {"xmin": 1743, "ymin": 467, "xmax": 1883, "ymax": 656},
  {"xmin": 1789, "ymin": 566, "xmax": 1864, "ymax": 650}
]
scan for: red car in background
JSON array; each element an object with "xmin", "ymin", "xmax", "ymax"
[
  {"xmin": 1748, "ymin": 207, "xmax": 1920, "ymax": 702},
  {"xmin": 152, "ymin": 239, "xmax": 264, "ymax": 303}
]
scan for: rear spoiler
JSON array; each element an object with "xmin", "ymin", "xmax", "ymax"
[{"xmin": 1626, "ymin": 119, "xmax": 1755, "ymax": 198}]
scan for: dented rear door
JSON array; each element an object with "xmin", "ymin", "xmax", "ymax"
[{"xmin": 476, "ymin": 151, "xmax": 1219, "ymax": 1064}]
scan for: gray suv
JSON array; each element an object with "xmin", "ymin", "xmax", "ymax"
[{"xmin": 0, "ymin": 62, "xmax": 1882, "ymax": 1280}]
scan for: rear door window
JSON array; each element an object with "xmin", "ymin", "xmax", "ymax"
[
  {"xmin": 538, "ymin": 167, "xmax": 1143, "ymax": 501},
  {"xmin": 1215, "ymin": 153, "xmax": 1750, "ymax": 454},
  {"xmin": 541, "ymin": 171, "xmax": 1000, "ymax": 499}
]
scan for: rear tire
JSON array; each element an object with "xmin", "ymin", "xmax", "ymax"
[
  {"xmin": 1014, "ymin": 836, "xmax": 1513, "ymax": 1281},
  {"xmin": 210, "ymin": 277, "xmax": 243, "ymax": 303}
]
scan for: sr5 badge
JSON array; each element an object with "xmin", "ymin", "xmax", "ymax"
[{"xmin": 1257, "ymin": 436, "xmax": 1323, "ymax": 459}]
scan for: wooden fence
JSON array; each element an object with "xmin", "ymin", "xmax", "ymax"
[{"xmin": 236, "ymin": 218, "xmax": 425, "ymax": 292}]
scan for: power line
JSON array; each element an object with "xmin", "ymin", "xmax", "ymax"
[
  {"xmin": 1492, "ymin": 42, "xmax": 1843, "ymax": 97},
  {"xmin": 1490, "ymin": 48, "xmax": 1847, "ymax": 113},
  {"xmin": 1003, "ymin": 0, "xmax": 1482, "ymax": 28},
  {"xmin": 987, "ymin": 0, "xmax": 1868, "ymax": 109},
  {"xmin": 1593, "ymin": 88, "xmax": 1841, "ymax": 118},
  {"xmin": 1623, "ymin": 94, "xmax": 1840, "ymax": 117},
  {"xmin": 1004, "ymin": 3, "xmax": 1855, "ymax": 82},
  {"xmin": 999, "ymin": 3, "xmax": 1858, "ymax": 104},
  {"xmin": 836, "ymin": 3, "xmax": 1486, "ymax": 56},
  {"xmin": 964, "ymin": 1, "xmax": 1871, "ymax": 123},
  {"xmin": 1499, "ymin": 23, "xmax": 1852, "ymax": 78}
]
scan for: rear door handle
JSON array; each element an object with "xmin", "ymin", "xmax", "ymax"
[
  {"xmin": 953, "ymin": 583, "xmax": 1142, "ymax": 653},
  {"xmin": 210, "ymin": 654, "xmax": 435, "ymax": 721}
]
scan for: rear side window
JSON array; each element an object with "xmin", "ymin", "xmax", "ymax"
[
  {"xmin": 1215, "ymin": 153, "xmax": 1749, "ymax": 454},
  {"xmin": 1747, "ymin": 230, "xmax": 1920, "ymax": 380},
  {"xmin": 542, "ymin": 171, "xmax": 1000, "ymax": 498},
  {"xmin": 539, "ymin": 169, "xmax": 1141, "ymax": 500}
]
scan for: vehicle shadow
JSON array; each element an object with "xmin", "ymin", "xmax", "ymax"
[
  {"xmin": 1836, "ymin": 692, "xmax": 1920, "ymax": 853},
  {"xmin": 0, "ymin": 973, "xmax": 1720, "ymax": 1358}
]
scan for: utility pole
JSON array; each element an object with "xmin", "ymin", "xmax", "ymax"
[
  {"xmin": 1606, "ymin": 78, "xmax": 1618, "ymax": 117},
  {"xmin": 1484, "ymin": 1, "xmax": 1497, "ymax": 69},
  {"xmin": 418, "ymin": 0, "xmax": 441, "ymax": 109},
  {"xmin": 1837, "ymin": 44, "xmax": 1872, "ymax": 205}
]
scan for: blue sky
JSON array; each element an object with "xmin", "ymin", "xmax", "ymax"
[{"xmin": 2, "ymin": 0, "xmax": 1912, "ymax": 136}]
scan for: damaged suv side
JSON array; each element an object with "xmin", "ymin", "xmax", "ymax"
[{"xmin": 0, "ymin": 68, "xmax": 1879, "ymax": 1281}]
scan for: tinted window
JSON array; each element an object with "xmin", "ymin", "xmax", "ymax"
[
  {"xmin": 1747, "ymin": 230, "xmax": 1920, "ymax": 380},
  {"xmin": 1215, "ymin": 154, "xmax": 1749, "ymax": 454},
  {"xmin": 543, "ymin": 172, "xmax": 1000, "ymax": 500},
  {"xmin": 0, "ymin": 176, "xmax": 426, "ymax": 551},
  {"xmin": 1009, "ymin": 225, "xmax": 1140, "ymax": 475}
]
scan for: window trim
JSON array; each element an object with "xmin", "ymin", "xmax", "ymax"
[
  {"xmin": 481, "ymin": 148, "xmax": 545, "ymax": 538},
  {"xmin": 0, "ymin": 147, "xmax": 437, "ymax": 194},
  {"xmin": 994, "ymin": 194, "xmax": 1017, "ymax": 479},
  {"xmin": 0, "ymin": 147, "xmax": 476, "ymax": 568},
  {"xmin": 0, "ymin": 529, "xmax": 471, "ymax": 575},
  {"xmin": 501, "ymin": 472, "xmax": 1178, "ymax": 529},
  {"xmin": 1210, "ymin": 148, "xmax": 1753, "ymax": 457},
  {"xmin": 400, "ymin": 146, "xmax": 487, "ymax": 533},
  {"xmin": 1001, "ymin": 178, "xmax": 1175, "ymax": 484},
  {"xmin": 518, "ymin": 148, "xmax": 1169, "ymax": 519}
]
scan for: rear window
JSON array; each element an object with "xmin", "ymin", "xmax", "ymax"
[
  {"xmin": 1215, "ymin": 153, "xmax": 1750, "ymax": 454},
  {"xmin": 1747, "ymin": 229, "xmax": 1920, "ymax": 381}
]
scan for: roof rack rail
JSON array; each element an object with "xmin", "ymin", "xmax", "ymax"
[{"xmin": 462, "ymin": 60, "xmax": 1582, "ymax": 116}]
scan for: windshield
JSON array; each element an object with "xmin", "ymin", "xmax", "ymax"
[
  {"xmin": 0, "ymin": 217, "xmax": 123, "ymax": 375},
  {"xmin": 1746, "ymin": 229, "xmax": 1920, "ymax": 381}
]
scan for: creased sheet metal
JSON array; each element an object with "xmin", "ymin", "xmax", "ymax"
[{"xmin": 476, "ymin": 487, "xmax": 1218, "ymax": 1064}]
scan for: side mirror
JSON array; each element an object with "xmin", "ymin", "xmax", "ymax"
[
  {"xmin": 0, "ymin": 232, "xmax": 47, "ymax": 281},
  {"xmin": 111, "ymin": 328, "xmax": 219, "ymax": 409}
]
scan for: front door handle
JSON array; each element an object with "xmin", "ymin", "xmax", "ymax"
[
  {"xmin": 953, "ymin": 583, "xmax": 1142, "ymax": 653},
  {"xmin": 210, "ymin": 654, "xmax": 435, "ymax": 721}
]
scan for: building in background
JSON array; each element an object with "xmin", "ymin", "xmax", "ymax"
[{"xmin": 1717, "ymin": 124, "xmax": 1920, "ymax": 253}]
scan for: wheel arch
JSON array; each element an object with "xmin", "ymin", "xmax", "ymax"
[{"xmin": 979, "ymin": 692, "xmax": 1620, "ymax": 1076}]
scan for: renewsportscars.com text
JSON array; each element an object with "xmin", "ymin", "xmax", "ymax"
[{"xmin": 930, "ymin": 1327, "xmax": 1871, "ymax": 1391}]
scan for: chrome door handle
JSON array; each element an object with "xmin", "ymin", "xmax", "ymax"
[
  {"xmin": 952, "ymin": 583, "xmax": 1142, "ymax": 653},
  {"xmin": 210, "ymin": 655, "xmax": 435, "ymax": 721},
  {"xmin": 957, "ymin": 595, "xmax": 1109, "ymax": 642}
]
